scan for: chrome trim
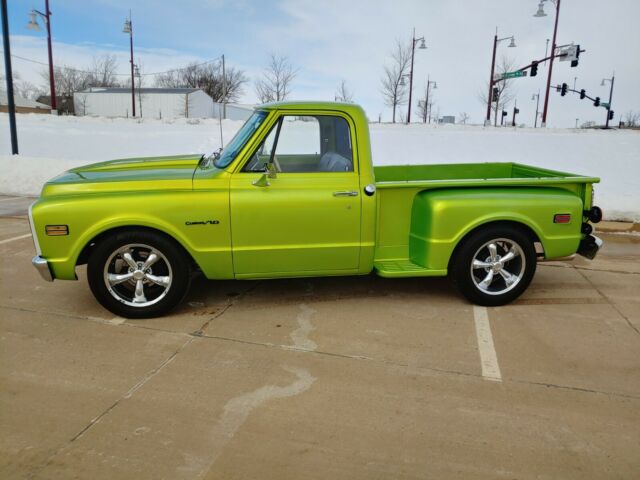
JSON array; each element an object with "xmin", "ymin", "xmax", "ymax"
[
  {"xmin": 28, "ymin": 202, "xmax": 42, "ymax": 255},
  {"xmin": 333, "ymin": 191, "xmax": 358, "ymax": 197},
  {"xmin": 32, "ymin": 256, "xmax": 53, "ymax": 282}
]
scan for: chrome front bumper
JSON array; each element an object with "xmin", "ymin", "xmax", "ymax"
[{"xmin": 32, "ymin": 256, "xmax": 54, "ymax": 282}]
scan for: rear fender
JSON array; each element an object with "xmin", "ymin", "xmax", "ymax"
[{"xmin": 409, "ymin": 187, "xmax": 583, "ymax": 271}]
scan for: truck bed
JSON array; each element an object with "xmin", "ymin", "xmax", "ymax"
[{"xmin": 374, "ymin": 162, "xmax": 599, "ymax": 188}]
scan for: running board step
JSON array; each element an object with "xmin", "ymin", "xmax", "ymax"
[{"xmin": 374, "ymin": 259, "xmax": 446, "ymax": 278}]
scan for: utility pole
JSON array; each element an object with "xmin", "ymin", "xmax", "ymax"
[
  {"xmin": 540, "ymin": 0, "xmax": 561, "ymax": 127},
  {"xmin": 1, "ymin": 0, "xmax": 18, "ymax": 153},
  {"xmin": 123, "ymin": 11, "xmax": 135, "ymax": 117},
  {"xmin": 511, "ymin": 100, "xmax": 519, "ymax": 127}
]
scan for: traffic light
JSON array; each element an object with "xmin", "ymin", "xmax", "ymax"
[
  {"xmin": 571, "ymin": 45, "xmax": 581, "ymax": 67},
  {"xmin": 502, "ymin": 110, "xmax": 508, "ymax": 117},
  {"xmin": 514, "ymin": 108, "xmax": 520, "ymax": 114},
  {"xmin": 580, "ymin": 89, "xmax": 586, "ymax": 99},
  {"xmin": 492, "ymin": 87, "xmax": 499, "ymax": 102},
  {"xmin": 594, "ymin": 97, "xmax": 600, "ymax": 107},
  {"xmin": 530, "ymin": 61, "xmax": 538, "ymax": 77},
  {"xmin": 561, "ymin": 83, "xmax": 568, "ymax": 96},
  {"xmin": 608, "ymin": 110, "xmax": 614, "ymax": 121}
]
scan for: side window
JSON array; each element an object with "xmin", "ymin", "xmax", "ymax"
[{"xmin": 244, "ymin": 115, "xmax": 354, "ymax": 173}]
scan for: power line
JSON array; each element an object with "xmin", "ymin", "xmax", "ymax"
[{"xmin": 0, "ymin": 51, "xmax": 223, "ymax": 76}]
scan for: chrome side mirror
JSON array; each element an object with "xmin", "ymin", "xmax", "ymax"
[{"xmin": 252, "ymin": 162, "xmax": 277, "ymax": 187}]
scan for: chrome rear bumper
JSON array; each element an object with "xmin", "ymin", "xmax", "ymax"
[
  {"xmin": 32, "ymin": 256, "xmax": 53, "ymax": 282},
  {"xmin": 577, "ymin": 235, "xmax": 603, "ymax": 260}
]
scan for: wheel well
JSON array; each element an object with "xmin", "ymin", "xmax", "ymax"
[
  {"xmin": 447, "ymin": 220, "xmax": 542, "ymax": 271},
  {"xmin": 76, "ymin": 226, "xmax": 197, "ymax": 268}
]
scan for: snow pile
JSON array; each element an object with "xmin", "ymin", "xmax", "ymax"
[{"xmin": 1, "ymin": 113, "xmax": 638, "ymax": 221}]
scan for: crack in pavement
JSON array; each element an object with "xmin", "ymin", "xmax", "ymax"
[
  {"xmin": 23, "ymin": 282, "xmax": 259, "ymax": 479},
  {"xmin": 573, "ymin": 265, "xmax": 640, "ymax": 337}
]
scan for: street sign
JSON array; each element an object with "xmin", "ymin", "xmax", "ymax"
[
  {"xmin": 559, "ymin": 44, "xmax": 578, "ymax": 62},
  {"xmin": 501, "ymin": 70, "xmax": 527, "ymax": 79},
  {"xmin": 601, "ymin": 102, "xmax": 610, "ymax": 108}
]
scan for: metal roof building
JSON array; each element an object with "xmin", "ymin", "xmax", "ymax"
[{"xmin": 73, "ymin": 87, "xmax": 215, "ymax": 119}]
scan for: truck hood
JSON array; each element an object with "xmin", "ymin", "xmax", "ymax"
[{"xmin": 41, "ymin": 154, "xmax": 203, "ymax": 197}]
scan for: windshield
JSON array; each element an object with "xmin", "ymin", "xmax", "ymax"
[{"xmin": 213, "ymin": 110, "xmax": 269, "ymax": 169}]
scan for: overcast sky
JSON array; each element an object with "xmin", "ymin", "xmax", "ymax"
[{"xmin": 3, "ymin": 0, "xmax": 640, "ymax": 127}]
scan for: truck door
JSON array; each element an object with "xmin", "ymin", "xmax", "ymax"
[{"xmin": 230, "ymin": 113, "xmax": 361, "ymax": 276}]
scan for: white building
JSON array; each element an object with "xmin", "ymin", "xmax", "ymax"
[
  {"xmin": 74, "ymin": 87, "xmax": 215, "ymax": 119},
  {"xmin": 212, "ymin": 102, "xmax": 254, "ymax": 121},
  {"xmin": 1, "ymin": 90, "xmax": 51, "ymax": 114}
]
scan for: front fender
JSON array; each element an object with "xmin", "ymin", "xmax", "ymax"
[
  {"xmin": 31, "ymin": 190, "xmax": 233, "ymax": 280},
  {"xmin": 409, "ymin": 187, "xmax": 583, "ymax": 271}
]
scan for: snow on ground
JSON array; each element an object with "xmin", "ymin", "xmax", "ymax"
[{"xmin": 1, "ymin": 113, "xmax": 638, "ymax": 221}]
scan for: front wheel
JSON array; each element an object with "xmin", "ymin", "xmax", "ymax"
[
  {"xmin": 450, "ymin": 226, "xmax": 537, "ymax": 306},
  {"xmin": 87, "ymin": 230, "xmax": 191, "ymax": 318}
]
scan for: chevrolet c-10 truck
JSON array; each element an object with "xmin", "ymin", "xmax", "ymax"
[{"xmin": 29, "ymin": 101, "xmax": 603, "ymax": 318}]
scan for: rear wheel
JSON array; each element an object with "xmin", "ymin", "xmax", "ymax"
[
  {"xmin": 87, "ymin": 230, "xmax": 191, "ymax": 318},
  {"xmin": 450, "ymin": 225, "xmax": 536, "ymax": 306}
]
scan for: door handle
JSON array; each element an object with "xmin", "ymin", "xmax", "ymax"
[{"xmin": 333, "ymin": 191, "xmax": 358, "ymax": 197}]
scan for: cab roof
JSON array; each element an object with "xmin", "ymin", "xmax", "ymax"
[{"xmin": 257, "ymin": 101, "xmax": 366, "ymax": 118}]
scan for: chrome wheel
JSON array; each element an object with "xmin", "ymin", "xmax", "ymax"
[
  {"xmin": 103, "ymin": 243, "xmax": 172, "ymax": 308},
  {"xmin": 470, "ymin": 238, "xmax": 525, "ymax": 296}
]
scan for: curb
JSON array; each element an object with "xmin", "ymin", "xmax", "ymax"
[{"xmin": 595, "ymin": 221, "xmax": 640, "ymax": 234}]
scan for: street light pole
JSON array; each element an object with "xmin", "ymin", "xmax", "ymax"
[
  {"xmin": 532, "ymin": 90, "xmax": 540, "ymax": 128},
  {"xmin": 123, "ymin": 11, "xmax": 135, "ymax": 117},
  {"xmin": 603, "ymin": 73, "xmax": 615, "ymax": 128},
  {"xmin": 485, "ymin": 31, "xmax": 498, "ymax": 126},
  {"xmin": 406, "ymin": 27, "xmax": 426, "ymax": 124},
  {"xmin": 27, "ymin": 0, "xmax": 57, "ymax": 114},
  {"xmin": 424, "ymin": 77, "xmax": 437, "ymax": 124},
  {"xmin": 485, "ymin": 28, "xmax": 516, "ymax": 126},
  {"xmin": 222, "ymin": 54, "xmax": 226, "ymax": 120},
  {"xmin": 537, "ymin": 0, "xmax": 561, "ymax": 127}
]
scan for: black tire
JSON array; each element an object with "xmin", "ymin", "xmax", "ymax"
[
  {"xmin": 450, "ymin": 225, "xmax": 537, "ymax": 306},
  {"xmin": 87, "ymin": 230, "xmax": 191, "ymax": 318}
]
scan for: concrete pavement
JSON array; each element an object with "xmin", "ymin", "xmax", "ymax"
[{"xmin": 1, "ymin": 198, "xmax": 639, "ymax": 479}]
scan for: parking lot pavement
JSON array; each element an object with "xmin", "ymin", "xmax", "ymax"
[{"xmin": 1, "ymin": 202, "xmax": 639, "ymax": 479}]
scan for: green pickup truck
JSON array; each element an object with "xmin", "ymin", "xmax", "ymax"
[{"xmin": 29, "ymin": 101, "xmax": 603, "ymax": 318}]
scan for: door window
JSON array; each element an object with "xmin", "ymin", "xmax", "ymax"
[{"xmin": 243, "ymin": 115, "xmax": 354, "ymax": 173}]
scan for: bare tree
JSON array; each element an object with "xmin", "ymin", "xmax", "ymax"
[
  {"xmin": 458, "ymin": 112, "xmax": 470, "ymax": 124},
  {"xmin": 380, "ymin": 40, "xmax": 411, "ymax": 123},
  {"xmin": 334, "ymin": 80, "xmax": 353, "ymax": 102},
  {"xmin": 623, "ymin": 110, "xmax": 640, "ymax": 127},
  {"xmin": 254, "ymin": 54, "xmax": 297, "ymax": 103},
  {"xmin": 41, "ymin": 65, "xmax": 94, "ymax": 98},
  {"xmin": 478, "ymin": 56, "xmax": 517, "ymax": 126},
  {"xmin": 76, "ymin": 93, "xmax": 89, "ymax": 116},
  {"xmin": 3, "ymin": 72, "xmax": 43, "ymax": 100},
  {"xmin": 155, "ymin": 61, "xmax": 247, "ymax": 103},
  {"xmin": 90, "ymin": 54, "xmax": 119, "ymax": 87},
  {"xmin": 416, "ymin": 83, "xmax": 435, "ymax": 123}
]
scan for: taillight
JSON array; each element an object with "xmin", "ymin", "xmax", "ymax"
[{"xmin": 553, "ymin": 214, "xmax": 571, "ymax": 224}]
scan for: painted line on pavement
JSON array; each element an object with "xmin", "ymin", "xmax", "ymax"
[
  {"xmin": 0, "ymin": 197, "xmax": 25, "ymax": 202},
  {"xmin": 473, "ymin": 306, "xmax": 502, "ymax": 382},
  {"xmin": 0, "ymin": 233, "xmax": 32, "ymax": 245}
]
